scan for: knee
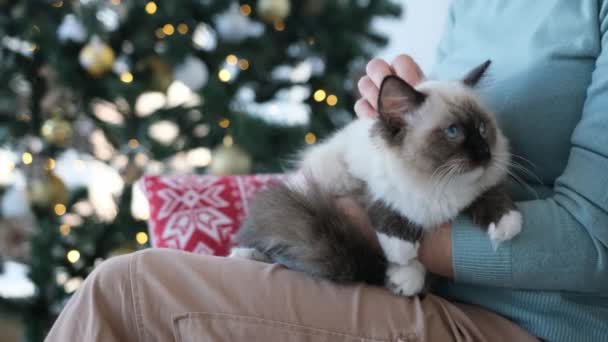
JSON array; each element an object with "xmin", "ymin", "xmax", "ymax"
[{"xmin": 84, "ymin": 252, "xmax": 133, "ymax": 291}]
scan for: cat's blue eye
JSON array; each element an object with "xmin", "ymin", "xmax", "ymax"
[
  {"xmin": 444, "ymin": 125, "xmax": 461, "ymax": 139},
  {"xmin": 479, "ymin": 121, "xmax": 487, "ymax": 136}
]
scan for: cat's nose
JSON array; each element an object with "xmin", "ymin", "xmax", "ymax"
[{"xmin": 474, "ymin": 145, "xmax": 491, "ymax": 161}]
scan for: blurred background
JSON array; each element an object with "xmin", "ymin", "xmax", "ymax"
[{"xmin": 0, "ymin": 0, "xmax": 450, "ymax": 340}]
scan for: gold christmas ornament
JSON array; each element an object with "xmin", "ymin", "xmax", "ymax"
[
  {"xmin": 209, "ymin": 144, "xmax": 253, "ymax": 176},
  {"xmin": 41, "ymin": 116, "xmax": 73, "ymax": 146},
  {"xmin": 79, "ymin": 37, "xmax": 116, "ymax": 77},
  {"xmin": 257, "ymin": 0, "xmax": 291, "ymax": 23},
  {"xmin": 27, "ymin": 170, "xmax": 69, "ymax": 209}
]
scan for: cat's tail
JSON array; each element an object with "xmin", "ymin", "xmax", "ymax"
[{"xmin": 235, "ymin": 179, "xmax": 387, "ymax": 286}]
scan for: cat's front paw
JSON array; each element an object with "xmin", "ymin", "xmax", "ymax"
[
  {"xmin": 385, "ymin": 260, "xmax": 425, "ymax": 297},
  {"xmin": 488, "ymin": 210, "xmax": 522, "ymax": 244},
  {"xmin": 228, "ymin": 247, "xmax": 271, "ymax": 262}
]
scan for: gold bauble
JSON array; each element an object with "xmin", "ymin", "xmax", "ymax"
[
  {"xmin": 27, "ymin": 171, "xmax": 69, "ymax": 209},
  {"xmin": 41, "ymin": 117, "xmax": 73, "ymax": 146},
  {"xmin": 209, "ymin": 144, "xmax": 253, "ymax": 176},
  {"xmin": 257, "ymin": 0, "xmax": 291, "ymax": 23},
  {"xmin": 79, "ymin": 37, "xmax": 115, "ymax": 77}
]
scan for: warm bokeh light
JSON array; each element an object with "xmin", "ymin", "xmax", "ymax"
[
  {"xmin": 238, "ymin": 59, "xmax": 249, "ymax": 70},
  {"xmin": 145, "ymin": 1, "xmax": 157, "ymax": 14},
  {"xmin": 305, "ymin": 132, "xmax": 317, "ymax": 145},
  {"xmin": 136, "ymin": 232, "xmax": 149, "ymax": 245},
  {"xmin": 218, "ymin": 69, "xmax": 232, "ymax": 82},
  {"xmin": 46, "ymin": 158, "xmax": 56, "ymax": 170},
  {"xmin": 128, "ymin": 139, "xmax": 139, "ymax": 149},
  {"xmin": 162, "ymin": 24, "xmax": 175, "ymax": 35},
  {"xmin": 313, "ymin": 89, "xmax": 326, "ymax": 102},
  {"xmin": 226, "ymin": 54, "xmax": 238, "ymax": 65},
  {"xmin": 326, "ymin": 95, "xmax": 338, "ymax": 106},
  {"xmin": 120, "ymin": 72, "xmax": 133, "ymax": 83},
  {"xmin": 274, "ymin": 20, "xmax": 285, "ymax": 31},
  {"xmin": 240, "ymin": 4, "xmax": 252, "ymax": 16},
  {"xmin": 54, "ymin": 203, "xmax": 67, "ymax": 216},
  {"xmin": 67, "ymin": 250, "xmax": 80, "ymax": 263},
  {"xmin": 59, "ymin": 224, "xmax": 71, "ymax": 236},
  {"xmin": 219, "ymin": 118, "xmax": 231, "ymax": 128},
  {"xmin": 22, "ymin": 152, "xmax": 33, "ymax": 165},
  {"xmin": 177, "ymin": 23, "xmax": 189, "ymax": 34},
  {"xmin": 155, "ymin": 28, "xmax": 165, "ymax": 39}
]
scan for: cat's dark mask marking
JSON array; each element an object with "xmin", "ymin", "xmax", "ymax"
[
  {"xmin": 374, "ymin": 76, "xmax": 426, "ymax": 145},
  {"xmin": 424, "ymin": 98, "xmax": 497, "ymax": 171},
  {"xmin": 377, "ymin": 76, "xmax": 426, "ymax": 132},
  {"xmin": 463, "ymin": 60, "xmax": 491, "ymax": 87}
]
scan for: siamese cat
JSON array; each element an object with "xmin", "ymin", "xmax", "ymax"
[{"xmin": 231, "ymin": 61, "xmax": 522, "ymax": 296}]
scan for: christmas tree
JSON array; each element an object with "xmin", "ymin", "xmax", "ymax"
[{"xmin": 0, "ymin": 0, "xmax": 400, "ymax": 340}]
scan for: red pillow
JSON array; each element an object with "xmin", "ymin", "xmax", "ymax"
[{"xmin": 141, "ymin": 174, "xmax": 284, "ymax": 256}]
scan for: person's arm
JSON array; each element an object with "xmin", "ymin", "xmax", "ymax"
[{"xmin": 448, "ymin": 5, "xmax": 608, "ymax": 293}]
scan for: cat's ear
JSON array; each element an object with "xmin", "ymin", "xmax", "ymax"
[
  {"xmin": 377, "ymin": 75, "xmax": 426, "ymax": 131},
  {"xmin": 462, "ymin": 60, "xmax": 491, "ymax": 87}
]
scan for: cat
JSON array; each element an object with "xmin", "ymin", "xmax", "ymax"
[{"xmin": 230, "ymin": 60, "xmax": 522, "ymax": 296}]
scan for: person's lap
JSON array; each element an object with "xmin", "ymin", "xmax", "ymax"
[{"xmin": 45, "ymin": 248, "xmax": 537, "ymax": 342}]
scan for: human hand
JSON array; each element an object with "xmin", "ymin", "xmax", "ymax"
[
  {"xmin": 354, "ymin": 54, "xmax": 425, "ymax": 118},
  {"xmin": 418, "ymin": 223, "xmax": 454, "ymax": 278}
]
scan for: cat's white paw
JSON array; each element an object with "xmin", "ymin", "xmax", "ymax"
[
  {"xmin": 488, "ymin": 210, "xmax": 522, "ymax": 245},
  {"xmin": 377, "ymin": 233, "xmax": 418, "ymax": 265},
  {"xmin": 385, "ymin": 260, "xmax": 425, "ymax": 297},
  {"xmin": 228, "ymin": 247, "xmax": 270, "ymax": 262}
]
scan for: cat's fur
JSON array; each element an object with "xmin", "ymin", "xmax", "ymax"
[{"xmin": 231, "ymin": 61, "xmax": 522, "ymax": 296}]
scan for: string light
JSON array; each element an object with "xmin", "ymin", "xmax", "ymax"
[
  {"xmin": 240, "ymin": 4, "xmax": 252, "ymax": 16},
  {"xmin": 162, "ymin": 24, "xmax": 175, "ymax": 35},
  {"xmin": 120, "ymin": 72, "xmax": 134, "ymax": 83},
  {"xmin": 223, "ymin": 135, "xmax": 234, "ymax": 147},
  {"xmin": 238, "ymin": 59, "xmax": 249, "ymax": 70},
  {"xmin": 219, "ymin": 118, "xmax": 230, "ymax": 128},
  {"xmin": 313, "ymin": 89, "xmax": 326, "ymax": 102},
  {"xmin": 218, "ymin": 69, "xmax": 232, "ymax": 82},
  {"xmin": 54, "ymin": 203, "xmax": 67, "ymax": 216},
  {"xmin": 145, "ymin": 1, "xmax": 157, "ymax": 14},
  {"xmin": 305, "ymin": 132, "xmax": 317, "ymax": 145},
  {"xmin": 136, "ymin": 232, "xmax": 148, "ymax": 245},
  {"xmin": 22, "ymin": 152, "xmax": 33, "ymax": 165},
  {"xmin": 326, "ymin": 95, "xmax": 338, "ymax": 106},
  {"xmin": 66, "ymin": 250, "xmax": 80, "ymax": 263},
  {"xmin": 274, "ymin": 20, "xmax": 285, "ymax": 31},
  {"xmin": 59, "ymin": 224, "xmax": 71, "ymax": 236},
  {"xmin": 226, "ymin": 54, "xmax": 238, "ymax": 65},
  {"xmin": 177, "ymin": 23, "xmax": 189, "ymax": 34},
  {"xmin": 128, "ymin": 139, "xmax": 139, "ymax": 149},
  {"xmin": 155, "ymin": 28, "xmax": 165, "ymax": 39}
]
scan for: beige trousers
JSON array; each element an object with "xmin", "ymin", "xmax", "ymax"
[{"xmin": 45, "ymin": 249, "xmax": 537, "ymax": 342}]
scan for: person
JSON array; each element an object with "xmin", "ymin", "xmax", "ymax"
[{"xmin": 46, "ymin": 1, "xmax": 608, "ymax": 341}]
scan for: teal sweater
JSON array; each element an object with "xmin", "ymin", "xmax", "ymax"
[{"xmin": 429, "ymin": 1, "xmax": 608, "ymax": 341}]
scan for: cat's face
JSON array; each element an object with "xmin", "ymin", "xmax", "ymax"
[{"xmin": 374, "ymin": 61, "xmax": 509, "ymax": 183}]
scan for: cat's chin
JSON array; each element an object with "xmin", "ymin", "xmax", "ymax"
[{"xmin": 459, "ymin": 167, "xmax": 484, "ymax": 183}]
